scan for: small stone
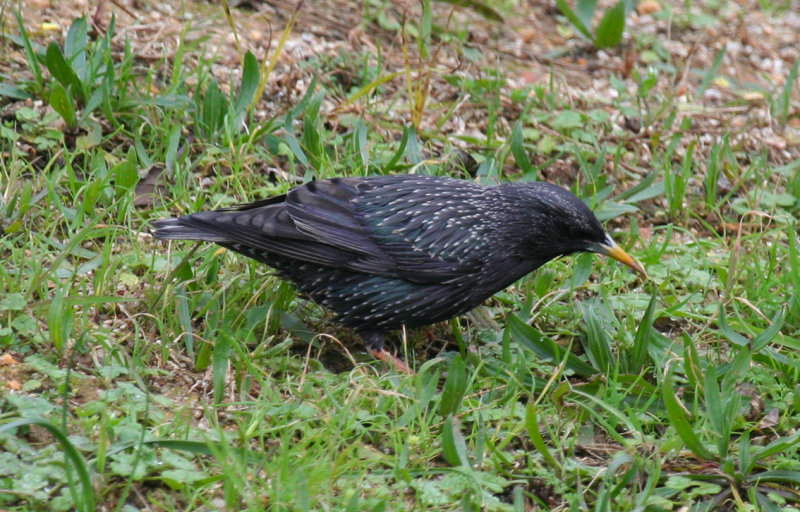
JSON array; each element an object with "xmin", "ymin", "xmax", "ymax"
[
  {"xmin": 742, "ymin": 91, "xmax": 765, "ymax": 102},
  {"xmin": 637, "ymin": 0, "xmax": 661, "ymax": 15}
]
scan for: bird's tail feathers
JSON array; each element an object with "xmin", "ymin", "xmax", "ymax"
[{"xmin": 151, "ymin": 217, "xmax": 230, "ymax": 242}]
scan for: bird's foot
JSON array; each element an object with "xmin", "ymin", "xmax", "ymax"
[{"xmin": 369, "ymin": 348, "xmax": 414, "ymax": 374}]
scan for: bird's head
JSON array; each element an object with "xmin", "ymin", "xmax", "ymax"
[{"xmin": 502, "ymin": 182, "xmax": 646, "ymax": 277}]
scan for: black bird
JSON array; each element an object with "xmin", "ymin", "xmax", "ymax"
[{"xmin": 152, "ymin": 174, "xmax": 645, "ymax": 371}]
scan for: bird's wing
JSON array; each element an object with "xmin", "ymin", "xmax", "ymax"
[
  {"xmin": 158, "ymin": 178, "xmax": 395, "ymax": 272},
  {"xmin": 158, "ymin": 177, "xmax": 492, "ymax": 284},
  {"xmin": 351, "ymin": 176, "xmax": 496, "ymax": 282},
  {"xmin": 285, "ymin": 177, "xmax": 479, "ymax": 282}
]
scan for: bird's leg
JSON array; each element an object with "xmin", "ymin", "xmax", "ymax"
[{"xmin": 364, "ymin": 331, "xmax": 414, "ymax": 374}]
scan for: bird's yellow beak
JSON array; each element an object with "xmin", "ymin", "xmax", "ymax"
[{"xmin": 595, "ymin": 236, "xmax": 647, "ymax": 278}]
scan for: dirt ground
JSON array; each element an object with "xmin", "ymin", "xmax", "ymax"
[{"xmin": 10, "ymin": 0, "xmax": 800, "ymax": 169}]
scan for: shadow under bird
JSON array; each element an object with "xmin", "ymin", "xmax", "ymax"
[{"xmin": 153, "ymin": 174, "xmax": 646, "ymax": 371}]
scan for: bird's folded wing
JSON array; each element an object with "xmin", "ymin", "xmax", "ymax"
[
  {"xmin": 161, "ymin": 177, "xmax": 487, "ymax": 284},
  {"xmin": 285, "ymin": 178, "xmax": 473, "ymax": 283}
]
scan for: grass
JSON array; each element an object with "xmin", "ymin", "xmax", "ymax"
[{"xmin": 1, "ymin": 1, "xmax": 800, "ymax": 510}]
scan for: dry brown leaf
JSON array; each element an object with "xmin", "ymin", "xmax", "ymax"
[
  {"xmin": 134, "ymin": 164, "xmax": 167, "ymax": 208},
  {"xmin": 758, "ymin": 408, "xmax": 780, "ymax": 430}
]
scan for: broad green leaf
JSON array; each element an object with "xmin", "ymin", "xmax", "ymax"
[
  {"xmin": 631, "ymin": 288, "xmax": 657, "ymax": 370},
  {"xmin": 582, "ymin": 301, "xmax": 612, "ymax": 374},
  {"xmin": 112, "ymin": 159, "xmax": 138, "ymax": 199},
  {"xmin": 64, "ymin": 17, "xmax": 87, "ymax": 62},
  {"xmin": 213, "ymin": 332, "xmax": 233, "ymax": 404},
  {"xmin": 752, "ymin": 305, "xmax": 786, "ymax": 351},
  {"xmin": 441, "ymin": 416, "xmax": 470, "ymax": 467},
  {"xmin": 47, "ymin": 288, "xmax": 73, "ymax": 354},
  {"xmin": 0, "ymin": 82, "xmax": 33, "ymax": 100},
  {"xmin": 662, "ymin": 363, "xmax": 714, "ymax": 460},
  {"xmin": 201, "ymin": 79, "xmax": 226, "ymax": 136},
  {"xmin": 752, "ymin": 470, "xmax": 800, "ymax": 484},
  {"xmin": 739, "ymin": 432, "xmax": 752, "ymax": 475},
  {"xmin": 506, "ymin": 314, "xmax": 596, "ymax": 377},
  {"xmin": 0, "ymin": 293, "xmax": 26, "ymax": 311},
  {"xmin": 0, "ymin": 418, "xmax": 94, "ymax": 512},
  {"xmin": 575, "ymin": 0, "xmax": 598, "ymax": 30},
  {"xmin": 718, "ymin": 303, "xmax": 749, "ymax": 347},
  {"xmin": 440, "ymin": 354, "xmax": 467, "ymax": 417},
  {"xmin": 510, "ymin": 122, "xmax": 534, "ymax": 175},
  {"xmin": 234, "ymin": 50, "xmax": 259, "ymax": 116},
  {"xmin": 594, "ymin": 1, "xmax": 626, "ymax": 48},
  {"xmin": 703, "ymin": 367, "xmax": 735, "ymax": 458},
  {"xmin": 551, "ymin": 110, "xmax": 582, "ymax": 130},
  {"xmin": 752, "ymin": 430, "xmax": 800, "ymax": 462},
  {"xmin": 49, "ymin": 82, "xmax": 77, "ymax": 129},
  {"xmin": 525, "ymin": 401, "xmax": 561, "ymax": 470},
  {"xmin": 592, "ymin": 201, "xmax": 639, "ymax": 222},
  {"xmin": 45, "ymin": 41, "xmax": 84, "ymax": 104},
  {"xmin": 682, "ymin": 333, "xmax": 704, "ymax": 390}
]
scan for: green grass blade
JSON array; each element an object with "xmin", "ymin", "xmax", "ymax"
[
  {"xmin": 525, "ymin": 401, "xmax": 561, "ymax": 471},
  {"xmin": 695, "ymin": 45, "xmax": 727, "ymax": 100},
  {"xmin": 556, "ymin": 0, "xmax": 592, "ymax": 38},
  {"xmin": 507, "ymin": 313, "xmax": 597, "ymax": 377},
  {"xmin": 751, "ymin": 470, "xmax": 800, "ymax": 485},
  {"xmin": 440, "ymin": 354, "xmax": 467, "ymax": 417},
  {"xmin": 0, "ymin": 418, "xmax": 95, "ymax": 512},
  {"xmin": 752, "ymin": 305, "xmax": 786, "ymax": 352},
  {"xmin": 631, "ymin": 288, "xmax": 657, "ymax": 370},
  {"xmin": 702, "ymin": 367, "xmax": 730, "ymax": 458},
  {"xmin": 177, "ymin": 284, "xmax": 195, "ymax": 356},
  {"xmin": 612, "ymin": 170, "xmax": 660, "ymax": 203},
  {"xmin": 594, "ymin": 1, "xmax": 626, "ymax": 49},
  {"xmin": 0, "ymin": 82, "xmax": 33, "ymax": 99},
  {"xmin": 14, "ymin": 11, "xmax": 43, "ymax": 87},
  {"xmin": 582, "ymin": 301, "xmax": 612, "ymax": 374},
  {"xmin": 575, "ymin": 0, "xmax": 598, "ymax": 33},
  {"xmin": 213, "ymin": 331, "xmax": 233, "ymax": 404},
  {"xmin": 49, "ymin": 82, "xmax": 78, "ymax": 129},
  {"xmin": 751, "ymin": 430, "xmax": 800, "ymax": 462},
  {"xmin": 717, "ymin": 303, "xmax": 749, "ymax": 347},
  {"xmin": 45, "ymin": 41, "xmax": 85, "ymax": 104},
  {"xmin": 774, "ymin": 58, "xmax": 799, "ymax": 124},
  {"xmin": 682, "ymin": 333, "xmax": 704, "ymax": 391},
  {"xmin": 441, "ymin": 416, "xmax": 470, "ymax": 467},
  {"xmin": 234, "ymin": 51, "xmax": 259, "ymax": 118},
  {"xmin": 510, "ymin": 122, "xmax": 534, "ymax": 176},
  {"xmin": 662, "ymin": 363, "xmax": 714, "ymax": 460},
  {"xmin": 384, "ymin": 123, "xmax": 413, "ymax": 172},
  {"xmin": 345, "ymin": 71, "xmax": 403, "ymax": 106},
  {"xmin": 435, "ymin": 0, "xmax": 504, "ymax": 22}
]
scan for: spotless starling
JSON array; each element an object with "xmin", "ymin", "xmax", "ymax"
[{"xmin": 153, "ymin": 174, "xmax": 646, "ymax": 371}]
